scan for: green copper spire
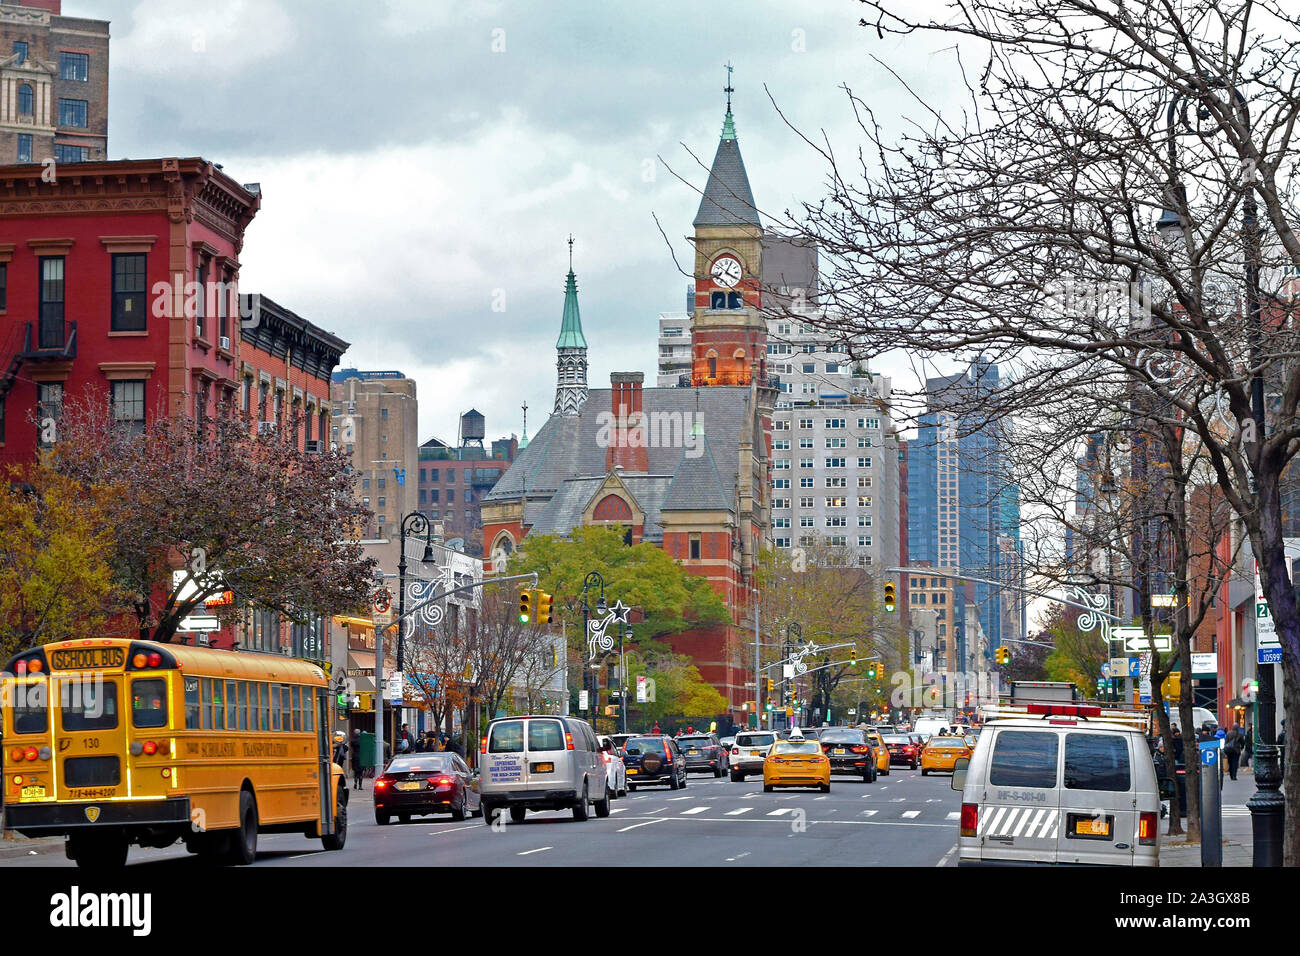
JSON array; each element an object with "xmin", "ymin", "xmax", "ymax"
[
  {"xmin": 556, "ymin": 235, "xmax": 587, "ymax": 349},
  {"xmin": 721, "ymin": 61, "xmax": 737, "ymax": 140}
]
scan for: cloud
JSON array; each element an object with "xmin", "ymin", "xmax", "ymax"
[{"xmin": 114, "ymin": 0, "xmax": 296, "ymax": 77}]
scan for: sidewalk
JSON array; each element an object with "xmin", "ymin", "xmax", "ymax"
[{"xmin": 1159, "ymin": 765, "xmax": 1259, "ymax": 866}]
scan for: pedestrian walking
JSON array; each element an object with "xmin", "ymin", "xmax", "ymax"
[
  {"xmin": 1242, "ymin": 722, "xmax": 1253, "ymax": 768},
  {"xmin": 349, "ymin": 729, "xmax": 364, "ymax": 790},
  {"xmin": 1171, "ymin": 726, "xmax": 1184, "ymax": 765},
  {"xmin": 444, "ymin": 734, "xmax": 465, "ymax": 758},
  {"xmin": 1224, "ymin": 724, "xmax": 1244, "ymax": 781}
]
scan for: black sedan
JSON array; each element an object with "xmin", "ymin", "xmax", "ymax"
[
  {"xmin": 374, "ymin": 753, "xmax": 481, "ymax": 824},
  {"xmin": 817, "ymin": 727, "xmax": 877, "ymax": 782},
  {"xmin": 676, "ymin": 733, "xmax": 729, "ymax": 776},
  {"xmin": 882, "ymin": 733, "xmax": 921, "ymax": 769},
  {"xmin": 622, "ymin": 735, "xmax": 689, "ymax": 790}
]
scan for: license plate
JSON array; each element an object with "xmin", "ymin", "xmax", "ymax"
[
  {"xmin": 626, "ymin": 768, "xmax": 638, "ymax": 774},
  {"xmin": 1076, "ymin": 817, "xmax": 1110, "ymax": 837},
  {"xmin": 21, "ymin": 785, "xmax": 45, "ymax": 799},
  {"xmin": 688, "ymin": 750, "xmax": 699, "ymax": 755},
  {"xmin": 397, "ymin": 781, "xmax": 422, "ymax": 791},
  {"xmin": 834, "ymin": 748, "xmax": 846, "ymax": 754},
  {"xmin": 749, "ymin": 750, "xmax": 760, "ymax": 756}
]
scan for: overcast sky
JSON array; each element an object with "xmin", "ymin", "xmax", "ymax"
[{"xmin": 82, "ymin": 0, "xmax": 970, "ymax": 444}]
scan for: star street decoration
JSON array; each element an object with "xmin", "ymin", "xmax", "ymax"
[
  {"xmin": 789, "ymin": 641, "xmax": 821, "ymax": 675},
  {"xmin": 587, "ymin": 600, "xmax": 631, "ymax": 661}
]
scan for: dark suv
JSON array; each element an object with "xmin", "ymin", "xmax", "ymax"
[
  {"xmin": 622, "ymin": 735, "xmax": 688, "ymax": 790},
  {"xmin": 675, "ymin": 733, "xmax": 729, "ymax": 776},
  {"xmin": 817, "ymin": 727, "xmax": 878, "ymax": 782}
]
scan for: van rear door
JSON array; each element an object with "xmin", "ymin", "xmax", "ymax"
[
  {"xmin": 522, "ymin": 718, "xmax": 570, "ymax": 790},
  {"xmin": 977, "ymin": 728, "xmax": 1062, "ymax": 863},
  {"xmin": 482, "ymin": 719, "xmax": 527, "ymax": 793},
  {"xmin": 1056, "ymin": 730, "xmax": 1137, "ymax": 865}
]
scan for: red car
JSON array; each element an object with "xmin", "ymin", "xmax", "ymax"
[
  {"xmin": 374, "ymin": 752, "xmax": 481, "ymax": 824},
  {"xmin": 882, "ymin": 734, "xmax": 921, "ymax": 769}
]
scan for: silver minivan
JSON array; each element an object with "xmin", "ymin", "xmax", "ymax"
[
  {"xmin": 953, "ymin": 709, "xmax": 1160, "ymax": 866},
  {"xmin": 479, "ymin": 715, "xmax": 609, "ymax": 824}
]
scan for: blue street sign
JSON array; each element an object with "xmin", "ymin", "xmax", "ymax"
[
  {"xmin": 1199, "ymin": 741, "xmax": 1219, "ymax": 766},
  {"xmin": 1128, "ymin": 658, "xmax": 1141, "ymax": 678},
  {"xmin": 1101, "ymin": 663, "xmax": 1111, "ymax": 678},
  {"xmin": 1259, "ymin": 647, "xmax": 1282, "ymax": 665}
]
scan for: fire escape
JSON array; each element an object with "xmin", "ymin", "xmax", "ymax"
[{"xmin": 0, "ymin": 316, "xmax": 79, "ymax": 411}]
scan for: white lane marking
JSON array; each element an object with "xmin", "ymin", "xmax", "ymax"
[
  {"xmin": 617, "ymin": 818, "xmax": 666, "ymax": 833},
  {"xmin": 680, "ymin": 806, "xmax": 710, "ymax": 815},
  {"xmin": 646, "ymin": 806, "xmax": 667, "ymax": 814},
  {"xmin": 936, "ymin": 843, "xmax": 959, "ymax": 867},
  {"xmin": 926, "ymin": 798, "xmax": 943, "ymax": 803},
  {"xmin": 610, "ymin": 807, "xmax": 628, "ymax": 814},
  {"xmin": 891, "ymin": 798, "xmax": 906, "ymax": 803},
  {"xmin": 901, "ymin": 810, "xmax": 921, "ymax": 818},
  {"xmin": 814, "ymin": 796, "xmax": 827, "ymax": 801},
  {"xmin": 767, "ymin": 808, "xmax": 794, "ymax": 816},
  {"xmin": 946, "ymin": 811, "xmax": 960, "ymax": 821},
  {"xmin": 725, "ymin": 807, "xmax": 754, "ymax": 816},
  {"xmin": 668, "ymin": 796, "xmax": 693, "ymax": 801},
  {"xmin": 428, "ymin": 825, "xmax": 480, "ymax": 836},
  {"xmin": 862, "ymin": 809, "xmax": 878, "ymax": 817},
  {"xmin": 517, "ymin": 846, "xmax": 552, "ymax": 856}
]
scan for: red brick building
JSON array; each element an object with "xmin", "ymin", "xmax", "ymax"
[{"xmin": 480, "ymin": 101, "xmax": 775, "ymax": 726}]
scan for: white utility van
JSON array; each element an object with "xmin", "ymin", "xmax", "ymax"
[{"xmin": 952, "ymin": 704, "xmax": 1160, "ymax": 866}]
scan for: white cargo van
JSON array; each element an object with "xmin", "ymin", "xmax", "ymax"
[
  {"xmin": 952, "ymin": 704, "xmax": 1160, "ymax": 866},
  {"xmin": 478, "ymin": 715, "xmax": 609, "ymax": 824}
]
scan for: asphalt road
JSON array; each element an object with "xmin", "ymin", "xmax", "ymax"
[{"xmin": 2, "ymin": 764, "xmax": 964, "ymax": 868}]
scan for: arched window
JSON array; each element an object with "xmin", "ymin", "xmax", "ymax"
[
  {"xmin": 728, "ymin": 291, "xmax": 743, "ymax": 309},
  {"xmin": 708, "ymin": 356, "xmax": 718, "ymax": 378},
  {"xmin": 710, "ymin": 291, "xmax": 726, "ymax": 309},
  {"xmin": 17, "ymin": 84, "xmax": 34, "ymax": 116},
  {"xmin": 592, "ymin": 494, "xmax": 633, "ymax": 522}
]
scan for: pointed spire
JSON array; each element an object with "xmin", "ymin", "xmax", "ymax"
[
  {"xmin": 695, "ymin": 67, "xmax": 760, "ymax": 228},
  {"xmin": 556, "ymin": 236, "xmax": 587, "ymax": 349}
]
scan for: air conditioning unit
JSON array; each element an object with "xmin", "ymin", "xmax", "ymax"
[
  {"xmin": 220, "ymin": 336, "xmax": 231, "ymax": 350},
  {"xmin": 258, "ymin": 421, "xmax": 277, "ymax": 435},
  {"xmin": 304, "ymin": 439, "xmax": 324, "ymax": 453}
]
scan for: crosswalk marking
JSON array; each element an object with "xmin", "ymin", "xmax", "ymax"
[
  {"xmin": 725, "ymin": 807, "xmax": 753, "ymax": 816},
  {"xmin": 901, "ymin": 810, "xmax": 920, "ymax": 818},
  {"xmin": 862, "ymin": 809, "xmax": 878, "ymax": 817},
  {"xmin": 767, "ymin": 808, "xmax": 794, "ymax": 816},
  {"xmin": 946, "ymin": 812, "xmax": 960, "ymax": 821},
  {"xmin": 681, "ymin": 806, "xmax": 710, "ymax": 815}
]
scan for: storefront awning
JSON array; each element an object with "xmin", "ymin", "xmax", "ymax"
[{"xmin": 347, "ymin": 651, "xmax": 376, "ymax": 693}]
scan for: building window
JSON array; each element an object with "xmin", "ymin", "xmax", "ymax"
[
  {"xmin": 39, "ymin": 257, "xmax": 64, "ymax": 344},
  {"xmin": 774, "ymin": 459, "xmax": 790, "ymax": 470},
  {"xmin": 17, "ymin": 84, "xmax": 33, "ymax": 116},
  {"xmin": 858, "ymin": 476, "xmax": 872, "ymax": 488},
  {"xmin": 799, "ymin": 457, "xmax": 813, "ymax": 469},
  {"xmin": 377, "ymin": 497, "xmax": 386, "ymax": 508},
  {"xmin": 825, "ymin": 457, "xmax": 846, "ymax": 468},
  {"xmin": 111, "ymin": 380, "xmax": 145, "ymax": 437},
  {"xmin": 800, "ymin": 517, "xmax": 814, "ymax": 528},
  {"xmin": 773, "ymin": 479, "xmax": 790, "ymax": 490},
  {"xmin": 380, "ymin": 407, "xmax": 388, "ymax": 419},
  {"xmin": 58, "ymin": 98, "xmax": 88, "ymax": 128},
  {"xmin": 826, "ymin": 437, "xmax": 846, "ymax": 448},
  {"xmin": 447, "ymin": 489, "xmax": 455, "ymax": 503},
  {"xmin": 858, "ymin": 515, "xmax": 873, "ymax": 527},
  {"xmin": 0, "ymin": 263, "xmax": 5, "ymax": 310},
  {"xmin": 858, "ymin": 417, "xmax": 880, "ymax": 429},
  {"xmin": 37, "ymin": 383, "xmax": 63, "ymax": 447},
  {"xmin": 710, "ymin": 292, "xmax": 726, "ymax": 309},
  {"xmin": 858, "ymin": 495, "xmax": 872, "ymax": 507},
  {"xmin": 378, "ymin": 477, "xmax": 386, "ymax": 489},
  {"xmin": 258, "ymin": 381, "xmax": 269, "ymax": 421},
  {"xmin": 430, "ymin": 489, "xmax": 439, "ymax": 502},
  {"xmin": 688, "ymin": 534, "xmax": 702, "ymax": 559},
  {"xmin": 799, "ymin": 477, "xmax": 814, "ymax": 488},
  {"xmin": 111, "ymin": 254, "xmax": 147, "ymax": 331},
  {"xmin": 799, "ymin": 438, "xmax": 813, "ymax": 449},
  {"xmin": 774, "ymin": 420, "xmax": 790, "ymax": 431},
  {"xmin": 775, "ymin": 537, "xmax": 791, "ymax": 548},
  {"xmin": 799, "ymin": 496, "xmax": 814, "ymax": 508},
  {"xmin": 858, "ymin": 457, "xmax": 872, "ymax": 469},
  {"xmin": 858, "ymin": 437, "xmax": 871, "ymax": 448},
  {"xmin": 16, "ymin": 134, "xmax": 32, "ymax": 164},
  {"xmin": 54, "ymin": 145, "xmax": 89, "ymax": 163},
  {"xmin": 825, "ymin": 477, "xmax": 846, "ymax": 488},
  {"xmin": 708, "ymin": 356, "xmax": 717, "ymax": 378},
  {"xmin": 774, "ymin": 497, "xmax": 790, "ymax": 509},
  {"xmin": 727, "ymin": 292, "xmax": 743, "ymax": 309},
  {"xmin": 13, "ymin": 41, "xmax": 27, "ymax": 64},
  {"xmin": 858, "ymin": 535, "xmax": 872, "ymax": 547},
  {"xmin": 59, "ymin": 52, "xmax": 89, "ymax": 81}
]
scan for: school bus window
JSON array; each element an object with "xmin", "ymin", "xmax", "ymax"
[
  {"xmin": 260, "ymin": 682, "xmax": 271, "ymax": 731},
  {"xmin": 13, "ymin": 682, "xmax": 48, "ymax": 734},
  {"xmin": 291, "ymin": 685, "xmax": 302, "ymax": 731},
  {"xmin": 249, "ymin": 682, "xmax": 261, "ymax": 731},
  {"xmin": 213, "ymin": 679, "xmax": 226, "ymax": 731},
  {"xmin": 184, "ymin": 676, "xmax": 201, "ymax": 729},
  {"xmin": 131, "ymin": 678, "xmax": 168, "ymax": 729},
  {"xmin": 225, "ymin": 680, "xmax": 237, "ymax": 730},
  {"xmin": 200, "ymin": 678, "xmax": 212, "ymax": 730},
  {"xmin": 305, "ymin": 689, "xmax": 315, "ymax": 733},
  {"xmin": 237, "ymin": 681, "xmax": 248, "ymax": 731},
  {"xmin": 62, "ymin": 679, "xmax": 117, "ymax": 731},
  {"xmin": 271, "ymin": 684, "xmax": 282, "ymax": 731}
]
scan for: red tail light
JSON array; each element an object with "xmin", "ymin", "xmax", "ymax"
[
  {"xmin": 904, "ymin": 746, "xmax": 915, "ymax": 753},
  {"xmin": 731, "ymin": 747, "xmax": 740, "ymax": 756},
  {"xmin": 8, "ymin": 747, "xmax": 23, "ymax": 762},
  {"xmin": 850, "ymin": 745, "xmax": 871, "ymax": 754},
  {"xmin": 375, "ymin": 779, "xmax": 390, "ymax": 790},
  {"xmin": 430, "ymin": 776, "xmax": 454, "ymax": 787},
  {"xmin": 565, "ymin": 733, "xmax": 575, "ymax": 751},
  {"xmin": 142, "ymin": 740, "xmax": 157, "ymax": 756},
  {"xmin": 663, "ymin": 743, "xmax": 673, "ymax": 763},
  {"xmin": 480, "ymin": 737, "xmax": 488, "ymax": 754},
  {"xmin": 1138, "ymin": 811, "xmax": 1157, "ymax": 845},
  {"xmin": 24, "ymin": 747, "xmax": 37, "ymax": 762},
  {"xmin": 960, "ymin": 802, "xmax": 978, "ymax": 837},
  {"xmin": 147, "ymin": 652, "xmax": 162, "ymax": 668}
]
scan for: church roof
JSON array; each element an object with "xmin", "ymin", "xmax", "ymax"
[
  {"xmin": 662, "ymin": 433, "xmax": 731, "ymax": 513},
  {"xmin": 693, "ymin": 112, "xmax": 761, "ymax": 229},
  {"xmin": 485, "ymin": 386, "xmax": 753, "ymax": 537},
  {"xmin": 556, "ymin": 269, "xmax": 587, "ymax": 349}
]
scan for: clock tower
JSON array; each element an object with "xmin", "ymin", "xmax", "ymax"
[{"xmin": 690, "ymin": 71, "xmax": 767, "ymax": 387}]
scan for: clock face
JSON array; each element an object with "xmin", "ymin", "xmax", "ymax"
[{"xmin": 710, "ymin": 255, "xmax": 743, "ymax": 288}]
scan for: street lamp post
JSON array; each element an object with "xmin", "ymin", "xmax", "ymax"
[
  {"xmin": 621, "ymin": 623, "xmax": 632, "ymax": 734},
  {"xmin": 1159, "ymin": 81, "xmax": 1283, "ymax": 865},
  {"xmin": 397, "ymin": 512, "xmax": 436, "ymax": 743},
  {"xmin": 582, "ymin": 571, "xmax": 606, "ymax": 723}
]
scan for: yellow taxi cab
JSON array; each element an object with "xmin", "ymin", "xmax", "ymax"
[
  {"xmin": 763, "ymin": 733, "xmax": 831, "ymax": 793},
  {"xmin": 920, "ymin": 734, "xmax": 972, "ymax": 775},
  {"xmin": 868, "ymin": 731, "xmax": 892, "ymax": 776}
]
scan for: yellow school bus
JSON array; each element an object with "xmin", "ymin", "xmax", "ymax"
[{"xmin": 1, "ymin": 638, "xmax": 348, "ymax": 867}]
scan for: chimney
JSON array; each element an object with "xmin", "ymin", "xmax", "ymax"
[{"xmin": 606, "ymin": 372, "xmax": 648, "ymax": 474}]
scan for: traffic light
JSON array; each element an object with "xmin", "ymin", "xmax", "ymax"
[
  {"xmin": 883, "ymin": 582, "xmax": 896, "ymax": 613},
  {"xmin": 1161, "ymin": 672, "xmax": 1181, "ymax": 701},
  {"xmin": 995, "ymin": 646, "xmax": 1010, "ymax": 666},
  {"xmin": 536, "ymin": 591, "xmax": 553, "ymax": 625},
  {"xmin": 519, "ymin": 589, "xmax": 535, "ymax": 624},
  {"xmin": 765, "ymin": 700, "xmax": 774, "ymax": 712}
]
